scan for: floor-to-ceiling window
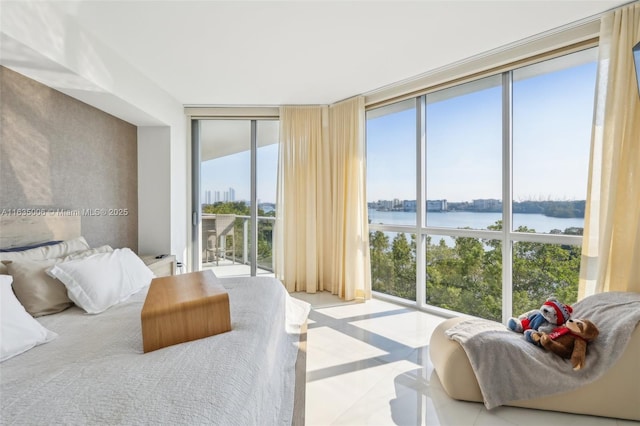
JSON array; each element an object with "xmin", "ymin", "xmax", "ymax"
[
  {"xmin": 192, "ymin": 118, "xmax": 279, "ymax": 277},
  {"xmin": 366, "ymin": 48, "xmax": 597, "ymax": 322},
  {"xmin": 367, "ymin": 99, "xmax": 417, "ymax": 300},
  {"xmin": 510, "ymin": 50, "xmax": 595, "ymax": 316},
  {"xmin": 424, "ymin": 75, "xmax": 504, "ymax": 319}
]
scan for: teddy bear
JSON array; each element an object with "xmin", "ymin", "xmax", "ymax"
[
  {"xmin": 526, "ymin": 318, "xmax": 599, "ymax": 370},
  {"xmin": 507, "ymin": 297, "xmax": 572, "ymax": 334}
]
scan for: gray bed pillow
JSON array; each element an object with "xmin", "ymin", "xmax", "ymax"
[
  {"xmin": 6, "ymin": 245, "xmax": 113, "ymax": 317},
  {"xmin": 7, "ymin": 258, "xmax": 71, "ymax": 317}
]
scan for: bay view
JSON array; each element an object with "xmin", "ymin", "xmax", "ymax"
[{"xmin": 368, "ymin": 209, "xmax": 584, "ymax": 233}]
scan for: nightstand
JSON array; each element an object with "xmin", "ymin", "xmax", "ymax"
[{"xmin": 141, "ymin": 255, "xmax": 177, "ymax": 277}]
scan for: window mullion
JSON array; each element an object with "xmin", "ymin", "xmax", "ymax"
[
  {"xmin": 250, "ymin": 120, "xmax": 258, "ymax": 276},
  {"xmin": 416, "ymin": 96, "xmax": 426, "ymax": 308},
  {"xmin": 191, "ymin": 119, "xmax": 201, "ymax": 272},
  {"xmin": 501, "ymin": 72, "xmax": 514, "ymax": 324}
]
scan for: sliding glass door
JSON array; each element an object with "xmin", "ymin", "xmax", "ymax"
[{"xmin": 191, "ymin": 118, "xmax": 279, "ymax": 277}]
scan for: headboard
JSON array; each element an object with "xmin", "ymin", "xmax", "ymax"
[{"xmin": 0, "ymin": 213, "xmax": 81, "ymax": 249}]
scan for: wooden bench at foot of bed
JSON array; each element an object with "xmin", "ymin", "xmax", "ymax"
[{"xmin": 141, "ymin": 270, "xmax": 231, "ymax": 353}]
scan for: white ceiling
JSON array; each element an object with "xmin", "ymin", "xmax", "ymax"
[{"xmin": 47, "ymin": 0, "xmax": 628, "ymax": 107}]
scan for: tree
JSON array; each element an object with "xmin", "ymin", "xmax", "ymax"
[
  {"xmin": 370, "ymin": 231, "xmax": 393, "ymax": 294},
  {"xmin": 391, "ymin": 233, "xmax": 416, "ymax": 300},
  {"xmin": 370, "ymin": 219, "xmax": 580, "ymax": 323}
]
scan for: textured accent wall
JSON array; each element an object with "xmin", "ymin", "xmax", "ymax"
[{"xmin": 0, "ymin": 66, "xmax": 138, "ymax": 251}]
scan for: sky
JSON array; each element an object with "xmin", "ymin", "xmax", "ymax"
[
  {"xmin": 200, "ymin": 51, "xmax": 597, "ymax": 206},
  {"xmin": 201, "ymin": 136, "xmax": 279, "ymax": 204},
  {"xmin": 367, "ymin": 56, "xmax": 596, "ymax": 203}
]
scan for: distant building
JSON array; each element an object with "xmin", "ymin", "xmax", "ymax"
[
  {"xmin": 379, "ymin": 200, "xmax": 393, "ymax": 210},
  {"xmin": 214, "ymin": 191, "xmax": 221, "ymax": 202},
  {"xmin": 205, "ymin": 190, "xmax": 212, "ymax": 205},
  {"xmin": 473, "ymin": 199, "xmax": 502, "ymax": 211},
  {"xmin": 427, "ymin": 199, "xmax": 447, "ymax": 211},
  {"xmin": 403, "ymin": 200, "xmax": 416, "ymax": 212},
  {"xmin": 229, "ymin": 187, "xmax": 236, "ymax": 202}
]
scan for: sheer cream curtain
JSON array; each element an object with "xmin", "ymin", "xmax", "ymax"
[
  {"xmin": 579, "ymin": 3, "xmax": 640, "ymax": 299},
  {"xmin": 275, "ymin": 105, "xmax": 327, "ymax": 293},
  {"xmin": 327, "ymin": 97, "xmax": 371, "ymax": 300},
  {"xmin": 275, "ymin": 97, "xmax": 371, "ymax": 300}
]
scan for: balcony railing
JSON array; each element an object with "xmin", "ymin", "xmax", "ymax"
[{"xmin": 201, "ymin": 214, "xmax": 275, "ymax": 275}]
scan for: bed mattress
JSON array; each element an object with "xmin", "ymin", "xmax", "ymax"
[{"xmin": 1, "ymin": 276, "xmax": 310, "ymax": 425}]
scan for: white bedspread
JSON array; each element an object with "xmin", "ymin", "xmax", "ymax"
[{"xmin": 1, "ymin": 276, "xmax": 310, "ymax": 425}]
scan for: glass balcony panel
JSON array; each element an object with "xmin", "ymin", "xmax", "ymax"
[
  {"xmin": 426, "ymin": 234, "xmax": 502, "ymax": 321},
  {"xmin": 512, "ymin": 241, "xmax": 580, "ymax": 316},
  {"xmin": 370, "ymin": 230, "xmax": 417, "ymax": 301},
  {"xmin": 256, "ymin": 217, "xmax": 275, "ymax": 274}
]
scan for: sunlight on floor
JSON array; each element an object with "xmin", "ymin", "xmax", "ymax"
[{"xmin": 297, "ymin": 293, "xmax": 635, "ymax": 426}]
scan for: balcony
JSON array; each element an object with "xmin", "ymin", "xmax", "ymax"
[{"xmin": 201, "ymin": 213, "xmax": 275, "ymax": 278}]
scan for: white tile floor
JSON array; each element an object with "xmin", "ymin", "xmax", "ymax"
[{"xmin": 293, "ymin": 292, "xmax": 636, "ymax": 426}]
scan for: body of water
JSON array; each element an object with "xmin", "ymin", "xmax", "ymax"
[{"xmin": 368, "ymin": 209, "xmax": 584, "ymax": 233}]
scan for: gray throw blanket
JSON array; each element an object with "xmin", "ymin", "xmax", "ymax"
[{"xmin": 445, "ymin": 291, "xmax": 640, "ymax": 409}]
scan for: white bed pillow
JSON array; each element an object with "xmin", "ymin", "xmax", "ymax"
[
  {"xmin": 7, "ymin": 245, "xmax": 114, "ymax": 317},
  {"xmin": 0, "ymin": 237, "xmax": 90, "ymax": 275},
  {"xmin": 0, "ymin": 275, "xmax": 57, "ymax": 362},
  {"xmin": 48, "ymin": 248, "xmax": 153, "ymax": 314}
]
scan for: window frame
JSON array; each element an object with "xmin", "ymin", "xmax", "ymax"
[
  {"xmin": 367, "ymin": 48, "xmax": 592, "ymax": 322},
  {"xmin": 186, "ymin": 108, "xmax": 279, "ymax": 274}
]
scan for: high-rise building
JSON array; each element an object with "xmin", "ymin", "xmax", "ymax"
[
  {"xmin": 224, "ymin": 191, "xmax": 229, "ymax": 202},
  {"xmin": 205, "ymin": 190, "xmax": 212, "ymax": 205},
  {"xmin": 214, "ymin": 191, "xmax": 221, "ymax": 202},
  {"xmin": 229, "ymin": 187, "xmax": 235, "ymax": 202}
]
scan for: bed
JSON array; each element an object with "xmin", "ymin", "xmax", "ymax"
[{"xmin": 0, "ymin": 214, "xmax": 310, "ymax": 425}]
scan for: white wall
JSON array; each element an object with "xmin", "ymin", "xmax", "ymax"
[
  {"xmin": 170, "ymin": 120, "xmax": 188, "ymax": 264},
  {"xmin": 137, "ymin": 127, "xmax": 171, "ymax": 255},
  {"xmin": 0, "ymin": 1, "xmax": 188, "ymax": 264},
  {"xmin": 137, "ymin": 123, "xmax": 187, "ymax": 262}
]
